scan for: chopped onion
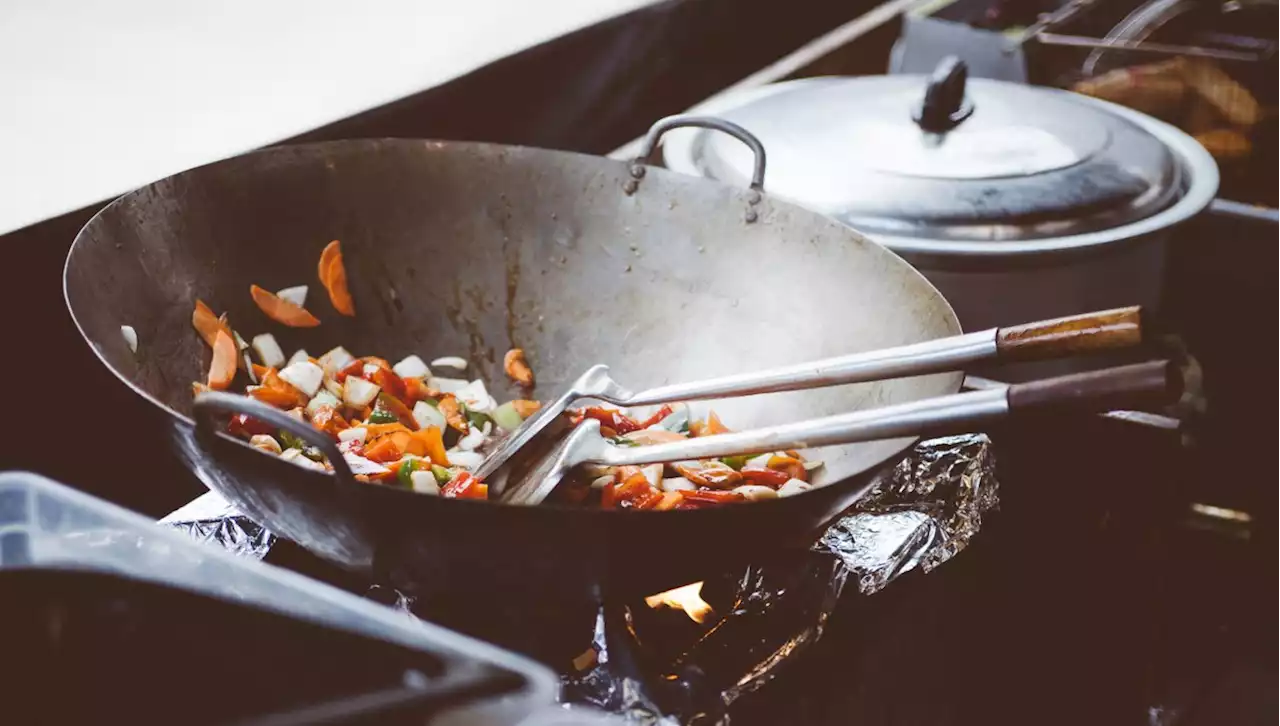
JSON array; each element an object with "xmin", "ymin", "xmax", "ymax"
[
  {"xmin": 803, "ymin": 459, "xmax": 824, "ymax": 471},
  {"xmin": 590, "ymin": 475, "xmax": 614, "ymax": 490},
  {"xmin": 318, "ymin": 346, "xmax": 355, "ymax": 374},
  {"xmin": 743, "ymin": 453, "xmax": 772, "ymax": 471},
  {"xmin": 233, "ymin": 331, "xmax": 249, "ymax": 351},
  {"xmin": 430, "ymin": 356, "xmax": 468, "ymax": 371},
  {"xmin": 445, "ymin": 450, "xmax": 485, "ymax": 469},
  {"xmin": 392, "ymin": 355, "xmax": 431, "ymax": 380},
  {"xmin": 120, "ymin": 325, "xmax": 138, "ymax": 353},
  {"xmin": 428, "ymin": 377, "xmax": 469, "ymax": 394},
  {"xmin": 409, "ymin": 470, "xmax": 440, "ymax": 495},
  {"xmin": 343, "ymin": 376, "xmax": 380, "ymax": 408},
  {"xmin": 306, "ymin": 390, "xmax": 341, "ymax": 416},
  {"xmin": 732, "ymin": 484, "xmax": 778, "ymax": 501},
  {"xmin": 412, "ymin": 400, "xmax": 446, "ymax": 431},
  {"xmin": 279, "ymin": 360, "xmax": 324, "ymax": 397},
  {"xmin": 288, "ymin": 349, "xmax": 311, "ymax": 366},
  {"xmin": 582, "ymin": 464, "xmax": 613, "ymax": 479},
  {"xmin": 252, "ymin": 334, "xmax": 286, "ymax": 369},
  {"xmin": 338, "ymin": 426, "xmax": 368, "ymax": 444},
  {"xmin": 777, "ymin": 479, "xmax": 812, "ymax": 497},
  {"xmin": 491, "ymin": 401, "xmax": 525, "ymax": 432},
  {"xmin": 322, "ymin": 377, "xmax": 343, "ymax": 399},
  {"xmin": 455, "ymin": 379, "xmax": 496, "ymax": 412},
  {"xmin": 249, "ymin": 434, "xmax": 282, "ymax": 455},
  {"xmin": 362, "ymin": 362, "xmax": 381, "ymax": 379},
  {"xmin": 276, "ymin": 285, "xmax": 308, "ymax": 307},
  {"xmin": 342, "ymin": 452, "xmax": 390, "ymax": 476},
  {"xmin": 660, "ymin": 477, "xmax": 696, "ymax": 492},
  {"xmin": 657, "ymin": 402, "xmax": 691, "ymax": 432},
  {"xmin": 457, "ymin": 426, "xmax": 487, "ymax": 451},
  {"xmin": 641, "ymin": 464, "xmax": 663, "ymax": 489},
  {"xmin": 280, "ymin": 449, "xmax": 325, "ymax": 471}
]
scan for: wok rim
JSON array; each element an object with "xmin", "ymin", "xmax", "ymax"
[{"xmin": 62, "ymin": 137, "xmax": 964, "ymax": 519}]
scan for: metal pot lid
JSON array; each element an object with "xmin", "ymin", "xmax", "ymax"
[{"xmin": 663, "ymin": 58, "xmax": 1186, "ymax": 243}]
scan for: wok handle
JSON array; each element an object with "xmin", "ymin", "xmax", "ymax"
[
  {"xmin": 1007, "ymin": 359, "xmax": 1179, "ymax": 415},
  {"xmin": 193, "ymin": 391, "xmax": 356, "ymax": 482},
  {"xmin": 619, "ymin": 307, "xmax": 1148, "ymax": 407},
  {"xmin": 634, "ymin": 115, "xmax": 767, "ymax": 190},
  {"xmin": 600, "ymin": 361, "xmax": 1179, "ymax": 467},
  {"xmin": 996, "ymin": 306, "xmax": 1145, "ymax": 362}
]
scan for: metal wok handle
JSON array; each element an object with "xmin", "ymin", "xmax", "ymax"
[
  {"xmin": 633, "ymin": 115, "xmax": 767, "ymax": 190},
  {"xmin": 628, "ymin": 115, "xmax": 768, "ymax": 222},
  {"xmin": 193, "ymin": 391, "xmax": 355, "ymax": 482}
]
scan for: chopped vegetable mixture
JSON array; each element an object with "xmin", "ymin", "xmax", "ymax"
[{"xmin": 189, "ymin": 240, "xmax": 818, "ymax": 507}]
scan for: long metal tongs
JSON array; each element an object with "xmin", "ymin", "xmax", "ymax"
[
  {"xmin": 475, "ymin": 306, "xmax": 1145, "ymax": 485},
  {"xmin": 481, "ymin": 307, "xmax": 1152, "ymax": 494},
  {"xmin": 499, "ymin": 359, "xmax": 1179, "ymax": 505}
]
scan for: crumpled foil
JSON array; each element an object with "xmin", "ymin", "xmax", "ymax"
[
  {"xmin": 158, "ymin": 434, "xmax": 996, "ymax": 726},
  {"xmin": 817, "ymin": 433, "xmax": 998, "ymax": 594},
  {"xmin": 159, "ymin": 490, "xmax": 276, "ymax": 560},
  {"xmin": 561, "ymin": 433, "xmax": 997, "ymax": 724}
]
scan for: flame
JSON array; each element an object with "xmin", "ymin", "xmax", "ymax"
[{"xmin": 644, "ymin": 581, "xmax": 713, "ymax": 624}]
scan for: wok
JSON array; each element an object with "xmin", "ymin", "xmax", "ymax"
[{"xmin": 64, "ymin": 119, "xmax": 963, "ymax": 606}]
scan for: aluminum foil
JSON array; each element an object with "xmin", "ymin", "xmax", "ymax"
[
  {"xmin": 159, "ymin": 490, "xmax": 276, "ymax": 560},
  {"xmin": 818, "ymin": 433, "xmax": 998, "ymax": 594},
  {"xmin": 562, "ymin": 433, "xmax": 998, "ymax": 724}
]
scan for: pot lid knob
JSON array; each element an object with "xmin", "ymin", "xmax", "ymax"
[{"xmin": 913, "ymin": 56, "xmax": 974, "ymax": 133}]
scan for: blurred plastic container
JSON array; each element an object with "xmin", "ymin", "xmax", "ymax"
[{"xmin": 0, "ymin": 471, "xmax": 561, "ymax": 725}]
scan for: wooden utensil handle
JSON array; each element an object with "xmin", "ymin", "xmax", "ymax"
[
  {"xmin": 996, "ymin": 306, "xmax": 1144, "ymax": 361},
  {"xmin": 1008, "ymin": 360, "xmax": 1180, "ymax": 415}
]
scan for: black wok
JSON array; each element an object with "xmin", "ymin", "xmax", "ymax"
[{"xmin": 63, "ymin": 121, "xmax": 962, "ymax": 607}]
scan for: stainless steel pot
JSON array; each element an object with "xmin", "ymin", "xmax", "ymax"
[{"xmin": 661, "ymin": 58, "xmax": 1219, "ymax": 342}]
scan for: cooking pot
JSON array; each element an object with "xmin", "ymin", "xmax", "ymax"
[{"xmin": 660, "ymin": 58, "xmax": 1219, "ymax": 345}]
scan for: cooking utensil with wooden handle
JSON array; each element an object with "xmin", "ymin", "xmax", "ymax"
[
  {"xmin": 499, "ymin": 359, "xmax": 1177, "ymax": 505},
  {"xmin": 476, "ymin": 306, "xmax": 1145, "ymax": 482}
]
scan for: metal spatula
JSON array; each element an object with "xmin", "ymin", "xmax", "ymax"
[
  {"xmin": 474, "ymin": 306, "xmax": 1144, "ymax": 483},
  {"xmin": 497, "ymin": 360, "xmax": 1178, "ymax": 505}
]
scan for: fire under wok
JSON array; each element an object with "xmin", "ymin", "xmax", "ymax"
[{"xmin": 64, "ymin": 120, "xmax": 969, "ymax": 605}]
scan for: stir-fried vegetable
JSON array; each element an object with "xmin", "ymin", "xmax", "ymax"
[
  {"xmin": 191, "ymin": 241, "xmax": 818, "ymax": 509},
  {"xmin": 503, "ymin": 348, "xmax": 535, "ymax": 387},
  {"xmin": 318, "ymin": 240, "xmax": 355, "ymax": 316},
  {"xmin": 250, "ymin": 284, "xmax": 321, "ymax": 327},
  {"xmin": 553, "ymin": 405, "xmax": 821, "ymax": 510}
]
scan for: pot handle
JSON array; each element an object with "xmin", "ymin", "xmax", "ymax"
[
  {"xmin": 193, "ymin": 391, "xmax": 356, "ymax": 483},
  {"xmin": 1209, "ymin": 198, "xmax": 1280, "ymax": 224},
  {"xmin": 631, "ymin": 115, "xmax": 767, "ymax": 191}
]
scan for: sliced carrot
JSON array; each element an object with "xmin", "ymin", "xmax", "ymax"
[
  {"xmin": 318, "ymin": 240, "xmax": 340, "ymax": 287},
  {"xmin": 365, "ymin": 422, "xmax": 411, "ymax": 439},
  {"xmin": 207, "ymin": 330, "xmax": 237, "ymax": 390},
  {"xmin": 411, "ymin": 425, "xmax": 450, "ymax": 466},
  {"xmin": 388, "ymin": 430, "xmax": 416, "ymax": 456},
  {"xmin": 704, "ymin": 410, "xmax": 731, "ymax": 435},
  {"xmin": 403, "ymin": 377, "xmax": 440, "ymax": 403},
  {"xmin": 318, "ymin": 240, "xmax": 355, "ymax": 316},
  {"xmin": 247, "ymin": 367, "xmax": 309, "ymax": 408},
  {"xmin": 192, "ymin": 299, "xmax": 232, "ymax": 348},
  {"xmin": 250, "ymin": 284, "xmax": 321, "ymax": 328},
  {"xmin": 654, "ymin": 491, "xmax": 684, "ymax": 511},
  {"xmin": 363, "ymin": 437, "xmax": 402, "ymax": 463},
  {"xmin": 248, "ymin": 386, "xmax": 304, "ymax": 409}
]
